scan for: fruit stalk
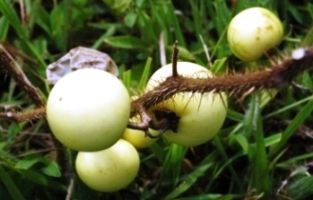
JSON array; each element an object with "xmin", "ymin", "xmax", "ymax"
[{"xmin": 171, "ymin": 41, "xmax": 179, "ymax": 77}]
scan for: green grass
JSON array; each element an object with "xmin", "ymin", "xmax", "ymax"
[{"xmin": 1, "ymin": 0, "xmax": 313, "ymax": 199}]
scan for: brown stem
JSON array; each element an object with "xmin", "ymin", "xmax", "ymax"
[
  {"xmin": 0, "ymin": 107, "xmax": 46, "ymax": 122},
  {"xmin": 130, "ymin": 47, "xmax": 313, "ymax": 119},
  {"xmin": 0, "ymin": 44, "xmax": 45, "ymax": 106},
  {"xmin": 172, "ymin": 41, "xmax": 179, "ymax": 77}
]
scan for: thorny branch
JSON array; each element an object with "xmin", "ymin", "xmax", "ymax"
[
  {"xmin": 0, "ymin": 107, "xmax": 45, "ymax": 122},
  {"xmin": 129, "ymin": 48, "xmax": 313, "ymax": 132},
  {"xmin": 1, "ymin": 44, "xmax": 313, "ymax": 136}
]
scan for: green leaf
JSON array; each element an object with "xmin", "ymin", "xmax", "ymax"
[
  {"xmin": 103, "ymin": 0, "xmax": 132, "ymax": 13},
  {"xmin": 176, "ymin": 194, "xmax": 236, "ymax": 200},
  {"xmin": 138, "ymin": 57, "xmax": 152, "ymax": 90},
  {"xmin": 21, "ymin": 170, "xmax": 48, "ymax": 186},
  {"xmin": 232, "ymin": 134, "xmax": 249, "ymax": 154},
  {"xmin": 177, "ymin": 46, "xmax": 196, "ymax": 61},
  {"xmin": 287, "ymin": 176, "xmax": 313, "ymax": 200},
  {"xmin": 211, "ymin": 57, "xmax": 227, "ymax": 74},
  {"xmin": 276, "ymin": 152, "xmax": 313, "ymax": 169},
  {"xmin": 301, "ymin": 24, "xmax": 313, "ymax": 46},
  {"xmin": 265, "ymin": 94, "xmax": 313, "ymax": 119},
  {"xmin": 245, "ymin": 95, "xmax": 270, "ymax": 193},
  {"xmin": 167, "ymin": 45, "xmax": 195, "ymax": 62},
  {"xmin": 227, "ymin": 109, "xmax": 244, "ymax": 122},
  {"xmin": 0, "ymin": 0, "xmax": 46, "ymax": 69},
  {"xmin": 270, "ymin": 100, "xmax": 313, "ymax": 158},
  {"xmin": 121, "ymin": 69, "xmax": 132, "ymax": 89},
  {"xmin": 0, "ymin": 0, "xmax": 28, "ymax": 39},
  {"xmin": 49, "ymin": 2, "xmax": 69, "ymax": 51},
  {"xmin": 7, "ymin": 123, "xmax": 22, "ymax": 143},
  {"xmin": 264, "ymin": 133, "xmax": 281, "ymax": 147},
  {"xmin": 103, "ymin": 36, "xmax": 147, "ymax": 49},
  {"xmin": 41, "ymin": 161, "xmax": 61, "ymax": 177},
  {"xmin": 0, "ymin": 165, "xmax": 25, "ymax": 200},
  {"xmin": 213, "ymin": 136, "xmax": 243, "ymax": 190},
  {"xmin": 0, "ymin": 16, "xmax": 9, "ymax": 41},
  {"xmin": 160, "ymin": 144, "xmax": 187, "ymax": 188},
  {"xmin": 164, "ymin": 152, "xmax": 217, "ymax": 200},
  {"xmin": 124, "ymin": 11, "xmax": 138, "ymax": 28},
  {"xmin": 212, "ymin": 0, "xmax": 231, "ymax": 35},
  {"xmin": 15, "ymin": 158, "xmax": 40, "ymax": 170},
  {"xmin": 33, "ymin": 3, "xmax": 52, "ymax": 37},
  {"xmin": 73, "ymin": 0, "xmax": 89, "ymax": 6}
]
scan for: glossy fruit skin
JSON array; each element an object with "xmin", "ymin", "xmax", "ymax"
[
  {"xmin": 122, "ymin": 98, "xmax": 158, "ymax": 149},
  {"xmin": 46, "ymin": 68, "xmax": 130, "ymax": 151},
  {"xmin": 146, "ymin": 62, "xmax": 227, "ymax": 146},
  {"xmin": 227, "ymin": 7, "xmax": 283, "ymax": 61},
  {"xmin": 75, "ymin": 139, "xmax": 140, "ymax": 192},
  {"xmin": 122, "ymin": 126, "xmax": 158, "ymax": 149}
]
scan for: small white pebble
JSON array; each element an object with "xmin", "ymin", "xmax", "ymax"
[
  {"xmin": 6, "ymin": 112, "xmax": 13, "ymax": 117},
  {"xmin": 292, "ymin": 48, "xmax": 306, "ymax": 60}
]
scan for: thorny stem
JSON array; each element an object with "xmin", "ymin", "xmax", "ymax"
[
  {"xmin": 129, "ymin": 47, "xmax": 313, "ymax": 132},
  {"xmin": 0, "ymin": 107, "xmax": 45, "ymax": 122},
  {"xmin": 2, "ymin": 45, "xmax": 313, "ymax": 137}
]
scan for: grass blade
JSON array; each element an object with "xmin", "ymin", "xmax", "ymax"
[
  {"xmin": 138, "ymin": 57, "xmax": 152, "ymax": 90},
  {"xmin": 0, "ymin": 16, "xmax": 9, "ymax": 41},
  {"xmin": 164, "ymin": 152, "xmax": 217, "ymax": 200},
  {"xmin": 265, "ymin": 94, "xmax": 313, "ymax": 119},
  {"xmin": 287, "ymin": 176, "xmax": 313, "ymax": 200},
  {"xmin": 213, "ymin": 136, "xmax": 243, "ymax": 190},
  {"xmin": 0, "ymin": 0, "xmax": 28, "ymax": 39},
  {"xmin": 245, "ymin": 95, "xmax": 270, "ymax": 193},
  {"xmin": 0, "ymin": 165, "xmax": 25, "ymax": 200},
  {"xmin": 160, "ymin": 144, "xmax": 187, "ymax": 188},
  {"xmin": 103, "ymin": 35, "xmax": 147, "ymax": 49},
  {"xmin": 0, "ymin": 0, "xmax": 46, "ymax": 69},
  {"xmin": 270, "ymin": 100, "xmax": 313, "ymax": 158}
]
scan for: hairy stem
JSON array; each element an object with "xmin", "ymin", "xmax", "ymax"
[
  {"xmin": 130, "ymin": 48, "xmax": 313, "ymax": 128},
  {"xmin": 0, "ymin": 107, "xmax": 45, "ymax": 122}
]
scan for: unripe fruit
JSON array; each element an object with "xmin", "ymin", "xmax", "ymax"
[
  {"xmin": 122, "ymin": 124, "xmax": 158, "ymax": 149},
  {"xmin": 75, "ymin": 139, "xmax": 140, "ymax": 192},
  {"xmin": 146, "ymin": 62, "xmax": 227, "ymax": 146},
  {"xmin": 46, "ymin": 68, "xmax": 130, "ymax": 151},
  {"xmin": 122, "ymin": 97, "xmax": 159, "ymax": 149},
  {"xmin": 227, "ymin": 7, "xmax": 284, "ymax": 61}
]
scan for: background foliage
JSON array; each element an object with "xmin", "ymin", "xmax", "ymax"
[{"xmin": 1, "ymin": 0, "xmax": 313, "ymax": 199}]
